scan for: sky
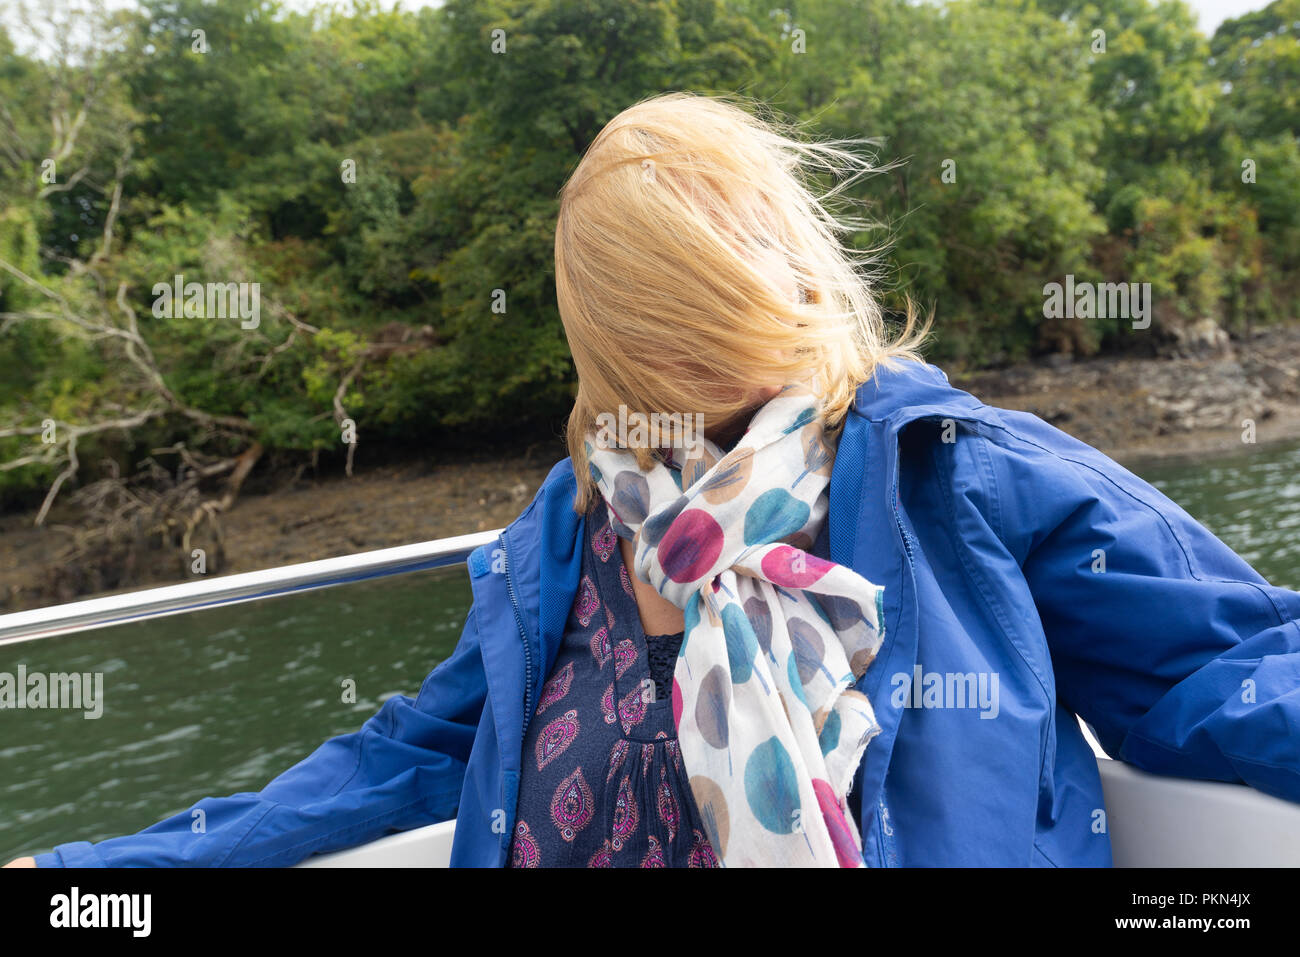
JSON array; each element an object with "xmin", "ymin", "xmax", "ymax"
[
  {"xmin": 307, "ymin": 0, "xmax": 1276, "ymax": 33},
  {"xmin": 320, "ymin": 0, "xmax": 1275, "ymax": 33},
  {"xmin": 289, "ymin": 0, "xmax": 1275, "ymax": 33},
  {"xmin": 1186, "ymin": 0, "xmax": 1273, "ymax": 29},
  {"xmin": 0, "ymin": 0, "xmax": 1280, "ymax": 62}
]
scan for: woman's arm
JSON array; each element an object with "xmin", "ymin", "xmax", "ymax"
[
  {"xmin": 981, "ymin": 409, "xmax": 1300, "ymax": 802},
  {"xmin": 21, "ymin": 602, "xmax": 489, "ymax": 867}
]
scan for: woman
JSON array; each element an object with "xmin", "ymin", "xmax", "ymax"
[{"xmin": 12, "ymin": 92, "xmax": 1300, "ymax": 868}]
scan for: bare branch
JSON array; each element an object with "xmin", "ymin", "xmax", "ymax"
[
  {"xmin": 37, "ymin": 164, "xmax": 91, "ymax": 198},
  {"xmin": 89, "ymin": 151, "xmax": 128, "ymax": 265},
  {"xmin": 33, "ymin": 433, "xmax": 78, "ymax": 526},
  {"xmin": 333, "ymin": 358, "xmax": 366, "ymax": 477},
  {"xmin": 0, "ymin": 449, "xmax": 61, "ymax": 472},
  {"xmin": 0, "ymin": 257, "xmax": 67, "ymax": 303}
]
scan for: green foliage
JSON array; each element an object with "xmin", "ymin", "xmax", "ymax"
[
  {"xmin": 771, "ymin": 0, "xmax": 1109, "ymax": 362},
  {"xmin": 0, "ymin": 0, "xmax": 1297, "ymax": 502},
  {"xmin": 1124, "ymin": 164, "xmax": 1256, "ymax": 328}
]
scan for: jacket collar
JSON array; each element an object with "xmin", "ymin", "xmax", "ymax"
[{"xmin": 850, "ymin": 359, "xmax": 986, "ymax": 424}]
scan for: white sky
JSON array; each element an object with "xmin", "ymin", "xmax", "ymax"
[
  {"xmin": 295, "ymin": 0, "xmax": 1275, "ymax": 33},
  {"xmin": 350, "ymin": 0, "xmax": 1276, "ymax": 32},
  {"xmin": 1, "ymin": 0, "xmax": 1278, "ymax": 60},
  {"xmin": 1188, "ymin": 0, "xmax": 1274, "ymax": 28}
]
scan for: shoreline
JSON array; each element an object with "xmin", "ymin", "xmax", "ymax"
[
  {"xmin": 2, "ymin": 324, "xmax": 1299, "ymax": 613},
  {"xmin": 949, "ymin": 324, "xmax": 1300, "ymax": 470}
]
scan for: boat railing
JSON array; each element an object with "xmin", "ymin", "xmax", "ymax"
[{"xmin": 0, "ymin": 529, "xmax": 503, "ymax": 647}]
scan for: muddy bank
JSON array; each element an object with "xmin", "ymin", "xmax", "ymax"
[
  {"xmin": 949, "ymin": 324, "xmax": 1300, "ymax": 465},
  {"xmin": 0, "ymin": 453, "xmax": 565, "ymax": 614},
  {"xmin": 2, "ymin": 325, "xmax": 1298, "ymax": 613}
]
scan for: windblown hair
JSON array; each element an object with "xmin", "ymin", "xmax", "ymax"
[{"xmin": 555, "ymin": 91, "xmax": 932, "ymax": 512}]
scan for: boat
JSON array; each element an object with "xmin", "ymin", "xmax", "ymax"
[{"xmin": 3, "ymin": 532, "xmax": 1298, "ymax": 867}]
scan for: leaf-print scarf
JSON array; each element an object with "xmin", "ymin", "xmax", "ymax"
[{"xmin": 584, "ymin": 383, "xmax": 886, "ymax": 867}]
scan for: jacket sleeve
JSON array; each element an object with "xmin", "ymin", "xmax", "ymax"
[
  {"xmin": 981, "ymin": 409, "xmax": 1300, "ymax": 803},
  {"xmin": 33, "ymin": 594, "xmax": 490, "ymax": 867}
]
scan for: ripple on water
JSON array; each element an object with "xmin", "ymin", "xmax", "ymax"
[{"xmin": 1135, "ymin": 440, "xmax": 1300, "ymax": 591}]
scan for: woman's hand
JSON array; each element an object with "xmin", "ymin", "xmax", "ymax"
[{"xmin": 2, "ymin": 857, "xmax": 36, "ymax": 867}]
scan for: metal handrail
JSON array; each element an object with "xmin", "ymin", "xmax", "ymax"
[{"xmin": 0, "ymin": 528, "xmax": 503, "ymax": 648}]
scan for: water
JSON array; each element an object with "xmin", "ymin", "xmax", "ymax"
[
  {"xmin": 1130, "ymin": 439, "xmax": 1300, "ymax": 592},
  {"xmin": 0, "ymin": 569, "xmax": 473, "ymax": 862},
  {"xmin": 3, "ymin": 440, "xmax": 1298, "ymax": 863}
]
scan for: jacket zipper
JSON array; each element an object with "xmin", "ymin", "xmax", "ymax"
[
  {"xmin": 495, "ymin": 532, "xmax": 534, "ymax": 867},
  {"xmin": 894, "ymin": 484, "xmax": 917, "ymax": 566},
  {"xmin": 498, "ymin": 533, "xmax": 535, "ymax": 731},
  {"xmin": 877, "ymin": 440, "xmax": 913, "ymax": 867}
]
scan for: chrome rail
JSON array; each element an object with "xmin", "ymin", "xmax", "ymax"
[{"xmin": 0, "ymin": 528, "xmax": 503, "ymax": 648}]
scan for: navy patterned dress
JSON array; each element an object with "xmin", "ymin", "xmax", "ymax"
[{"xmin": 507, "ymin": 498, "xmax": 721, "ymax": 867}]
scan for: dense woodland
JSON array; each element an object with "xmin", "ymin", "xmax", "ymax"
[{"xmin": 0, "ymin": 0, "xmax": 1297, "ymax": 527}]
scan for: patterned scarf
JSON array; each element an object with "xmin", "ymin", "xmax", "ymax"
[{"xmin": 584, "ymin": 384, "xmax": 886, "ymax": 867}]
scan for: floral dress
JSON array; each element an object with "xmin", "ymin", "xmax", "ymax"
[{"xmin": 507, "ymin": 499, "xmax": 720, "ymax": 867}]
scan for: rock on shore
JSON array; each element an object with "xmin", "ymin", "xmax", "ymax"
[{"xmin": 951, "ymin": 325, "xmax": 1300, "ymax": 463}]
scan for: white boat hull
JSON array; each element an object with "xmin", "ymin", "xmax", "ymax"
[{"xmin": 298, "ymin": 753, "xmax": 1300, "ymax": 867}]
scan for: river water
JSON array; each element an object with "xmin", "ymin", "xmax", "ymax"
[{"xmin": 3, "ymin": 440, "xmax": 1298, "ymax": 862}]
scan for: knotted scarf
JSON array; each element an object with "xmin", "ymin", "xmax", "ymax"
[{"xmin": 584, "ymin": 384, "xmax": 886, "ymax": 867}]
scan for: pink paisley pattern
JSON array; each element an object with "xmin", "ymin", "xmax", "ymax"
[
  {"xmin": 592, "ymin": 521, "xmax": 617, "ymax": 563},
  {"xmin": 657, "ymin": 772, "xmax": 680, "ymax": 843},
  {"xmin": 607, "ymin": 739, "xmax": 630, "ymax": 783},
  {"xmin": 574, "ymin": 574, "xmax": 600, "ymax": 626},
  {"xmin": 613, "ymin": 638, "xmax": 637, "ymax": 679},
  {"xmin": 587, "ymin": 840, "xmax": 612, "ymax": 868},
  {"xmin": 535, "ymin": 660, "xmax": 574, "ymax": 715},
  {"xmin": 589, "ymin": 627, "xmax": 611, "ymax": 668},
  {"xmin": 550, "ymin": 768, "xmax": 594, "ymax": 842},
  {"xmin": 619, "ymin": 564, "xmax": 634, "ymax": 598},
  {"xmin": 601, "ymin": 683, "xmax": 616, "ymax": 724},
  {"xmin": 511, "ymin": 820, "xmax": 540, "ymax": 868},
  {"xmin": 611, "ymin": 775, "xmax": 639, "ymax": 851},
  {"xmin": 618, "ymin": 685, "xmax": 647, "ymax": 733},
  {"xmin": 688, "ymin": 828, "xmax": 719, "ymax": 868},
  {"xmin": 641, "ymin": 834, "xmax": 666, "ymax": 868},
  {"xmin": 535, "ymin": 709, "xmax": 580, "ymax": 771}
]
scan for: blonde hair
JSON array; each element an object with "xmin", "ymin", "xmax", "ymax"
[{"xmin": 555, "ymin": 91, "xmax": 931, "ymax": 512}]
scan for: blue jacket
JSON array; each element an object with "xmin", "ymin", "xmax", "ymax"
[{"xmin": 35, "ymin": 359, "xmax": 1300, "ymax": 867}]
